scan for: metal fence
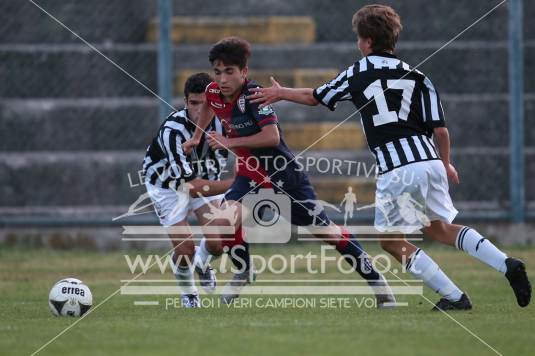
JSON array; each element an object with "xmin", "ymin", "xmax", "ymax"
[{"xmin": 0, "ymin": 0, "xmax": 532, "ymax": 228}]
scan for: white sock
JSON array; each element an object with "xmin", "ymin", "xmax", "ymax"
[
  {"xmin": 407, "ymin": 249, "xmax": 463, "ymax": 302},
  {"xmin": 456, "ymin": 227, "xmax": 507, "ymax": 273},
  {"xmin": 193, "ymin": 238, "xmax": 218, "ymax": 272},
  {"xmin": 174, "ymin": 265, "xmax": 198, "ymax": 295}
]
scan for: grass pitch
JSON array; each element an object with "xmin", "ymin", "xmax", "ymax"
[{"xmin": 1, "ymin": 244, "xmax": 534, "ymax": 356}]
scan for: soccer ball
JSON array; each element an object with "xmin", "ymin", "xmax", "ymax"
[{"xmin": 48, "ymin": 278, "xmax": 92, "ymax": 317}]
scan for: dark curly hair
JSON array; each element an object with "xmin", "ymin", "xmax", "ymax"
[
  {"xmin": 209, "ymin": 37, "xmax": 251, "ymax": 69},
  {"xmin": 184, "ymin": 72, "xmax": 213, "ymax": 98}
]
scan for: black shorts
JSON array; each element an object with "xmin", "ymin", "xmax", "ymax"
[{"xmin": 224, "ymin": 175, "xmax": 331, "ymax": 227}]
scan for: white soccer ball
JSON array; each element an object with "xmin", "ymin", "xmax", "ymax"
[{"xmin": 48, "ymin": 278, "xmax": 93, "ymax": 317}]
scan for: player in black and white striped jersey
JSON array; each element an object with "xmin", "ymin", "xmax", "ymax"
[
  {"xmin": 143, "ymin": 108, "xmax": 228, "ymax": 189},
  {"xmin": 248, "ymin": 5, "xmax": 530, "ymax": 310},
  {"xmin": 313, "ymin": 47, "xmax": 444, "ymax": 175},
  {"xmin": 143, "ymin": 73, "xmax": 235, "ymax": 308}
]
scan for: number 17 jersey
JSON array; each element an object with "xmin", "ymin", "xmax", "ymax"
[{"xmin": 313, "ymin": 51, "xmax": 445, "ymax": 175}]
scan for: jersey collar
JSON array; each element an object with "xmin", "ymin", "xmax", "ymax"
[
  {"xmin": 369, "ymin": 51, "xmax": 397, "ymax": 58},
  {"xmin": 239, "ymin": 78, "xmax": 251, "ymax": 95}
]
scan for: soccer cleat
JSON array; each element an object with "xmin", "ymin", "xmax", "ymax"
[
  {"xmin": 181, "ymin": 294, "xmax": 200, "ymax": 308},
  {"xmin": 196, "ymin": 265, "xmax": 217, "ymax": 294},
  {"xmin": 375, "ymin": 292, "xmax": 397, "ymax": 309},
  {"xmin": 432, "ymin": 293, "xmax": 472, "ymax": 311},
  {"xmin": 505, "ymin": 257, "xmax": 532, "ymax": 307},
  {"xmin": 368, "ymin": 276, "xmax": 397, "ymax": 309},
  {"xmin": 221, "ymin": 269, "xmax": 256, "ymax": 304}
]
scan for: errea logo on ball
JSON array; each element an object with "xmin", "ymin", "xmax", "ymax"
[{"xmin": 61, "ymin": 286, "xmax": 86, "ymax": 297}]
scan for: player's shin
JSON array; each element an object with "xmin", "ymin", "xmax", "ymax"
[
  {"xmin": 223, "ymin": 227, "xmax": 252, "ymax": 276},
  {"xmin": 193, "ymin": 238, "xmax": 216, "ymax": 271},
  {"xmin": 171, "ymin": 250, "xmax": 197, "ymax": 295},
  {"xmin": 174, "ymin": 264, "xmax": 198, "ymax": 295},
  {"xmin": 406, "ymin": 248, "xmax": 463, "ymax": 302},
  {"xmin": 456, "ymin": 227, "xmax": 507, "ymax": 273},
  {"xmin": 335, "ymin": 230, "xmax": 380, "ymax": 281},
  {"xmin": 228, "ymin": 243, "xmax": 251, "ymax": 273},
  {"xmin": 191, "ymin": 238, "xmax": 218, "ymax": 294},
  {"xmin": 335, "ymin": 230, "xmax": 396, "ymax": 306},
  {"xmin": 220, "ymin": 227, "xmax": 255, "ymax": 304}
]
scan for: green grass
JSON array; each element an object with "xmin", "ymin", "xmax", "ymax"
[{"xmin": 0, "ymin": 244, "xmax": 534, "ymax": 356}]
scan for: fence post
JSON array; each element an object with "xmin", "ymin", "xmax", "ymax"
[
  {"xmin": 158, "ymin": 0, "xmax": 172, "ymax": 120},
  {"xmin": 508, "ymin": 0, "xmax": 524, "ymax": 223}
]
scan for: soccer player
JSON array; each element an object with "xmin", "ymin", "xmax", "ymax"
[
  {"xmin": 184, "ymin": 37, "xmax": 395, "ymax": 307},
  {"xmin": 143, "ymin": 72, "xmax": 239, "ymax": 308},
  {"xmin": 247, "ymin": 5, "xmax": 531, "ymax": 310}
]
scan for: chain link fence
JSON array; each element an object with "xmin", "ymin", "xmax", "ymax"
[{"xmin": 0, "ymin": 0, "xmax": 533, "ymax": 227}]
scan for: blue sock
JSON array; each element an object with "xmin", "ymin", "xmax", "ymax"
[
  {"xmin": 228, "ymin": 243, "xmax": 251, "ymax": 274},
  {"xmin": 336, "ymin": 232, "xmax": 380, "ymax": 282}
]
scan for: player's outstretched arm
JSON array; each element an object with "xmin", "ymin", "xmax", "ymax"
[
  {"xmin": 433, "ymin": 127, "xmax": 460, "ymax": 184},
  {"xmin": 207, "ymin": 125, "xmax": 280, "ymax": 150},
  {"xmin": 183, "ymin": 102, "xmax": 215, "ymax": 154},
  {"xmin": 187, "ymin": 178, "xmax": 234, "ymax": 197},
  {"xmin": 247, "ymin": 77, "xmax": 319, "ymax": 108}
]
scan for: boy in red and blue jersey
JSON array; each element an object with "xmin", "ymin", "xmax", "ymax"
[
  {"xmin": 204, "ymin": 79, "xmax": 317, "ymax": 212},
  {"xmin": 185, "ymin": 37, "xmax": 395, "ymax": 306}
]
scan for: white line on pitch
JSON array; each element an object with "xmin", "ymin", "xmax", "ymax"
[
  {"xmin": 133, "ymin": 301, "xmax": 160, "ymax": 306},
  {"xmin": 382, "ymin": 302, "xmax": 408, "ymax": 307}
]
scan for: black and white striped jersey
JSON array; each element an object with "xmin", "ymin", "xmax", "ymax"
[
  {"xmin": 313, "ymin": 52, "xmax": 445, "ymax": 174},
  {"xmin": 142, "ymin": 109, "xmax": 228, "ymax": 189}
]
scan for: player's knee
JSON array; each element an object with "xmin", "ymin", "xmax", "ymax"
[
  {"xmin": 423, "ymin": 220, "xmax": 448, "ymax": 239},
  {"xmin": 211, "ymin": 217, "xmax": 231, "ymax": 228},
  {"xmin": 204, "ymin": 218, "xmax": 241, "ymax": 256},
  {"xmin": 423, "ymin": 221, "xmax": 461, "ymax": 246},
  {"xmin": 205, "ymin": 239, "xmax": 224, "ymax": 256},
  {"xmin": 172, "ymin": 237, "xmax": 195, "ymax": 259},
  {"xmin": 379, "ymin": 237, "xmax": 404, "ymax": 255},
  {"xmin": 379, "ymin": 239, "xmax": 395, "ymax": 253}
]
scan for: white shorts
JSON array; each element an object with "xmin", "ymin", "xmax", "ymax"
[
  {"xmin": 374, "ymin": 160, "xmax": 458, "ymax": 234},
  {"xmin": 145, "ymin": 182, "xmax": 224, "ymax": 227}
]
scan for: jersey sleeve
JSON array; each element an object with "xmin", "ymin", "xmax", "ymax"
[
  {"xmin": 313, "ymin": 65, "xmax": 355, "ymax": 111},
  {"xmin": 205, "ymin": 81, "xmax": 221, "ymax": 110},
  {"xmin": 420, "ymin": 76, "xmax": 446, "ymax": 129},
  {"xmin": 247, "ymin": 93, "xmax": 278, "ymax": 127},
  {"xmin": 212, "ymin": 116, "xmax": 229, "ymax": 173},
  {"xmin": 159, "ymin": 127, "xmax": 197, "ymax": 182}
]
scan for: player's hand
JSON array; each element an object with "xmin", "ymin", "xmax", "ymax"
[
  {"xmin": 182, "ymin": 138, "xmax": 200, "ymax": 154},
  {"xmin": 207, "ymin": 132, "xmax": 230, "ymax": 150},
  {"xmin": 247, "ymin": 77, "xmax": 282, "ymax": 108},
  {"xmin": 444, "ymin": 162, "xmax": 460, "ymax": 184}
]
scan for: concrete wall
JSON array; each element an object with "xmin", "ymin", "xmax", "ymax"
[{"xmin": 1, "ymin": 0, "xmax": 534, "ymax": 244}]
